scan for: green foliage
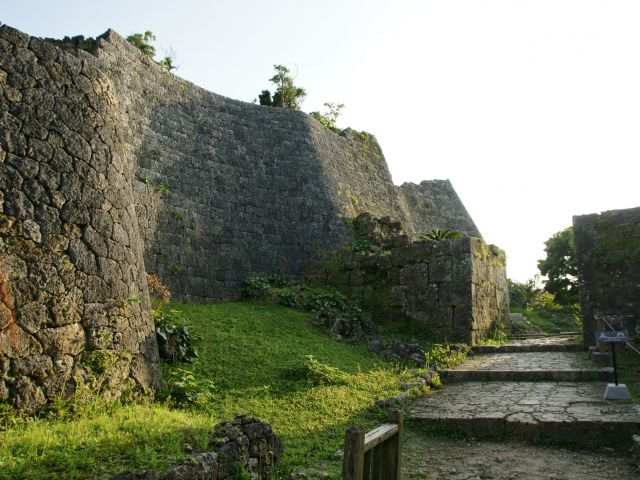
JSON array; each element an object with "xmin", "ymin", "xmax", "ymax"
[
  {"xmin": 170, "ymin": 265, "xmax": 182, "ymax": 276},
  {"xmin": 155, "ymin": 311, "xmax": 199, "ymax": 363},
  {"xmin": 258, "ymin": 89, "xmax": 272, "ymax": 105},
  {"xmin": 618, "ymin": 346, "xmax": 640, "ymax": 401},
  {"xmin": 508, "ymin": 279, "xmax": 527, "ymax": 308},
  {"xmin": 510, "ymin": 304, "xmax": 580, "ymax": 334},
  {"xmin": 283, "ymin": 285, "xmax": 362, "ymax": 322},
  {"xmin": 509, "ymin": 276, "xmax": 580, "ymax": 334},
  {"xmin": 424, "ymin": 344, "xmax": 468, "ymax": 370},
  {"xmin": 242, "ymin": 276, "xmax": 272, "ymax": 299},
  {"xmin": 82, "ymin": 350, "xmax": 132, "ymax": 377},
  {"xmin": 243, "ymin": 278, "xmax": 371, "ymax": 340},
  {"xmin": 0, "ymin": 301, "xmax": 421, "ymax": 478},
  {"xmin": 258, "ymin": 65, "xmax": 306, "ymax": 110},
  {"xmin": 420, "ymin": 229, "xmax": 463, "ymax": 241},
  {"xmin": 126, "ymin": 31, "xmax": 177, "ymax": 72},
  {"xmin": 126, "ymin": 31, "xmax": 156, "ymax": 58},
  {"xmin": 156, "ymin": 183, "xmax": 169, "ymax": 193},
  {"xmin": 127, "ymin": 293, "xmax": 140, "ymax": 305},
  {"xmin": 537, "ymin": 227, "xmax": 579, "ymax": 305},
  {"xmin": 157, "ymin": 55, "xmax": 176, "ymax": 72},
  {"xmin": 242, "ymin": 274, "xmax": 290, "ymax": 299},
  {"xmin": 348, "ymin": 237, "xmax": 372, "ymax": 253},
  {"xmin": 310, "ymin": 102, "xmax": 345, "ymax": 133},
  {"xmin": 159, "ymin": 367, "xmax": 216, "ymax": 406},
  {"xmin": 483, "ymin": 321, "xmax": 508, "ymax": 345},
  {"xmin": 300, "ymin": 355, "xmax": 347, "ymax": 386},
  {"xmin": 0, "ymin": 403, "xmax": 23, "ymax": 432}
]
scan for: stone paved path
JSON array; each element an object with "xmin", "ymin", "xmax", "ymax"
[
  {"xmin": 506, "ymin": 334, "xmax": 580, "ymax": 346},
  {"xmin": 409, "ymin": 335, "xmax": 640, "ymax": 450},
  {"xmin": 473, "ymin": 334, "xmax": 586, "ymax": 353},
  {"xmin": 442, "ymin": 351, "xmax": 613, "ymax": 382},
  {"xmin": 402, "ymin": 433, "xmax": 640, "ymax": 480}
]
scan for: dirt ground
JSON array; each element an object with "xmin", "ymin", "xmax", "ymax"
[{"xmin": 402, "ymin": 428, "xmax": 639, "ymax": 480}]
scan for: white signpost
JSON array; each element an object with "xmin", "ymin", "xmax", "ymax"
[{"xmin": 595, "ymin": 330, "xmax": 631, "ymax": 400}]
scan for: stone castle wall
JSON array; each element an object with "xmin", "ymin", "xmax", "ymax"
[
  {"xmin": 309, "ymin": 235, "xmax": 509, "ymax": 344},
  {"xmin": 0, "ymin": 23, "xmax": 494, "ymax": 409},
  {"xmin": 0, "ymin": 25, "xmax": 161, "ymax": 411},
  {"xmin": 89, "ymin": 30, "xmax": 422, "ymax": 302},
  {"xmin": 573, "ymin": 207, "xmax": 640, "ymax": 345},
  {"xmin": 399, "ymin": 180, "xmax": 481, "ymax": 237},
  {"xmin": 392, "ymin": 238, "xmax": 508, "ymax": 344}
]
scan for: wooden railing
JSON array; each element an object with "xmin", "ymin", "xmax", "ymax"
[{"xmin": 343, "ymin": 409, "xmax": 403, "ymax": 480}]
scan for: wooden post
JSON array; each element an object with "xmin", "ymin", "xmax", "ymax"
[
  {"xmin": 363, "ymin": 449, "xmax": 373, "ymax": 480},
  {"xmin": 343, "ymin": 427, "xmax": 364, "ymax": 480},
  {"xmin": 342, "ymin": 410, "xmax": 403, "ymax": 480},
  {"xmin": 388, "ymin": 409, "xmax": 403, "ymax": 480},
  {"xmin": 371, "ymin": 440, "xmax": 386, "ymax": 480}
]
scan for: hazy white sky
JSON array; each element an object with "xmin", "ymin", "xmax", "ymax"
[{"xmin": 3, "ymin": 1, "xmax": 639, "ymax": 281}]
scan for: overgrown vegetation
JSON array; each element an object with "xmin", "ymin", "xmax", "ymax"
[
  {"xmin": 243, "ymin": 275, "xmax": 372, "ymax": 340},
  {"xmin": 310, "ymin": 102, "xmax": 345, "ymax": 133},
  {"xmin": 348, "ymin": 237, "xmax": 373, "ymax": 253},
  {"xmin": 424, "ymin": 344, "xmax": 469, "ymax": 370},
  {"xmin": 155, "ymin": 310, "xmax": 199, "ymax": 363},
  {"xmin": 257, "ymin": 64, "xmax": 306, "ymax": 110},
  {"xmin": 126, "ymin": 31, "xmax": 177, "ymax": 71},
  {"xmin": 618, "ymin": 345, "xmax": 640, "ymax": 401},
  {"xmin": 0, "ymin": 264, "xmax": 473, "ymax": 479},
  {"xmin": 508, "ymin": 277, "xmax": 580, "ymax": 334},
  {"xmin": 147, "ymin": 273, "xmax": 171, "ymax": 313},
  {"xmin": 419, "ymin": 229, "xmax": 463, "ymax": 241},
  {"xmin": 0, "ymin": 302, "xmax": 413, "ymax": 479},
  {"xmin": 537, "ymin": 227, "xmax": 579, "ymax": 305}
]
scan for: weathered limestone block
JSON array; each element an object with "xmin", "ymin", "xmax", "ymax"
[{"xmin": 36, "ymin": 323, "xmax": 85, "ymax": 356}]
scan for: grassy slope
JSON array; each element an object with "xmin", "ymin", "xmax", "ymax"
[
  {"xmin": 618, "ymin": 346, "xmax": 640, "ymax": 401},
  {"xmin": 510, "ymin": 306, "xmax": 580, "ymax": 334},
  {"xmin": 0, "ymin": 302, "xmax": 406, "ymax": 479}
]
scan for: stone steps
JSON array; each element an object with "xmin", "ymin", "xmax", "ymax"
[
  {"xmin": 409, "ymin": 338, "xmax": 639, "ymax": 450},
  {"xmin": 410, "ymin": 381, "xmax": 640, "ymax": 449},
  {"xmin": 441, "ymin": 351, "xmax": 610, "ymax": 383},
  {"xmin": 473, "ymin": 334, "xmax": 586, "ymax": 354},
  {"xmin": 473, "ymin": 343, "xmax": 587, "ymax": 353},
  {"xmin": 441, "ymin": 368, "xmax": 613, "ymax": 382}
]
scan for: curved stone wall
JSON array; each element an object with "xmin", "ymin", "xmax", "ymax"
[
  {"xmin": 88, "ymin": 30, "xmax": 413, "ymax": 301},
  {"xmin": 0, "ymin": 23, "xmax": 485, "ymax": 409},
  {"xmin": 0, "ymin": 25, "xmax": 161, "ymax": 411}
]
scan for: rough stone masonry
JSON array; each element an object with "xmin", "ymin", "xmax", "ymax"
[
  {"xmin": 0, "ymin": 24, "xmax": 507, "ymax": 410},
  {"xmin": 573, "ymin": 206, "xmax": 640, "ymax": 345}
]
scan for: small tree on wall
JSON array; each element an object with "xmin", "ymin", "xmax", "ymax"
[
  {"xmin": 310, "ymin": 102, "xmax": 345, "ymax": 132},
  {"xmin": 258, "ymin": 64, "xmax": 306, "ymax": 110},
  {"xmin": 126, "ymin": 31, "xmax": 177, "ymax": 72}
]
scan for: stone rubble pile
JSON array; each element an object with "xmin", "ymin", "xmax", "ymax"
[{"xmin": 113, "ymin": 415, "xmax": 284, "ymax": 480}]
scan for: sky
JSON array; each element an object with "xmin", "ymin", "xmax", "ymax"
[{"xmin": 3, "ymin": 0, "xmax": 639, "ymax": 281}]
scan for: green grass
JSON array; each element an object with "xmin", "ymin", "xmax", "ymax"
[
  {"xmin": 618, "ymin": 345, "xmax": 640, "ymax": 401},
  {"xmin": 510, "ymin": 306, "xmax": 580, "ymax": 334},
  {"xmin": 0, "ymin": 302, "xmax": 409, "ymax": 479}
]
